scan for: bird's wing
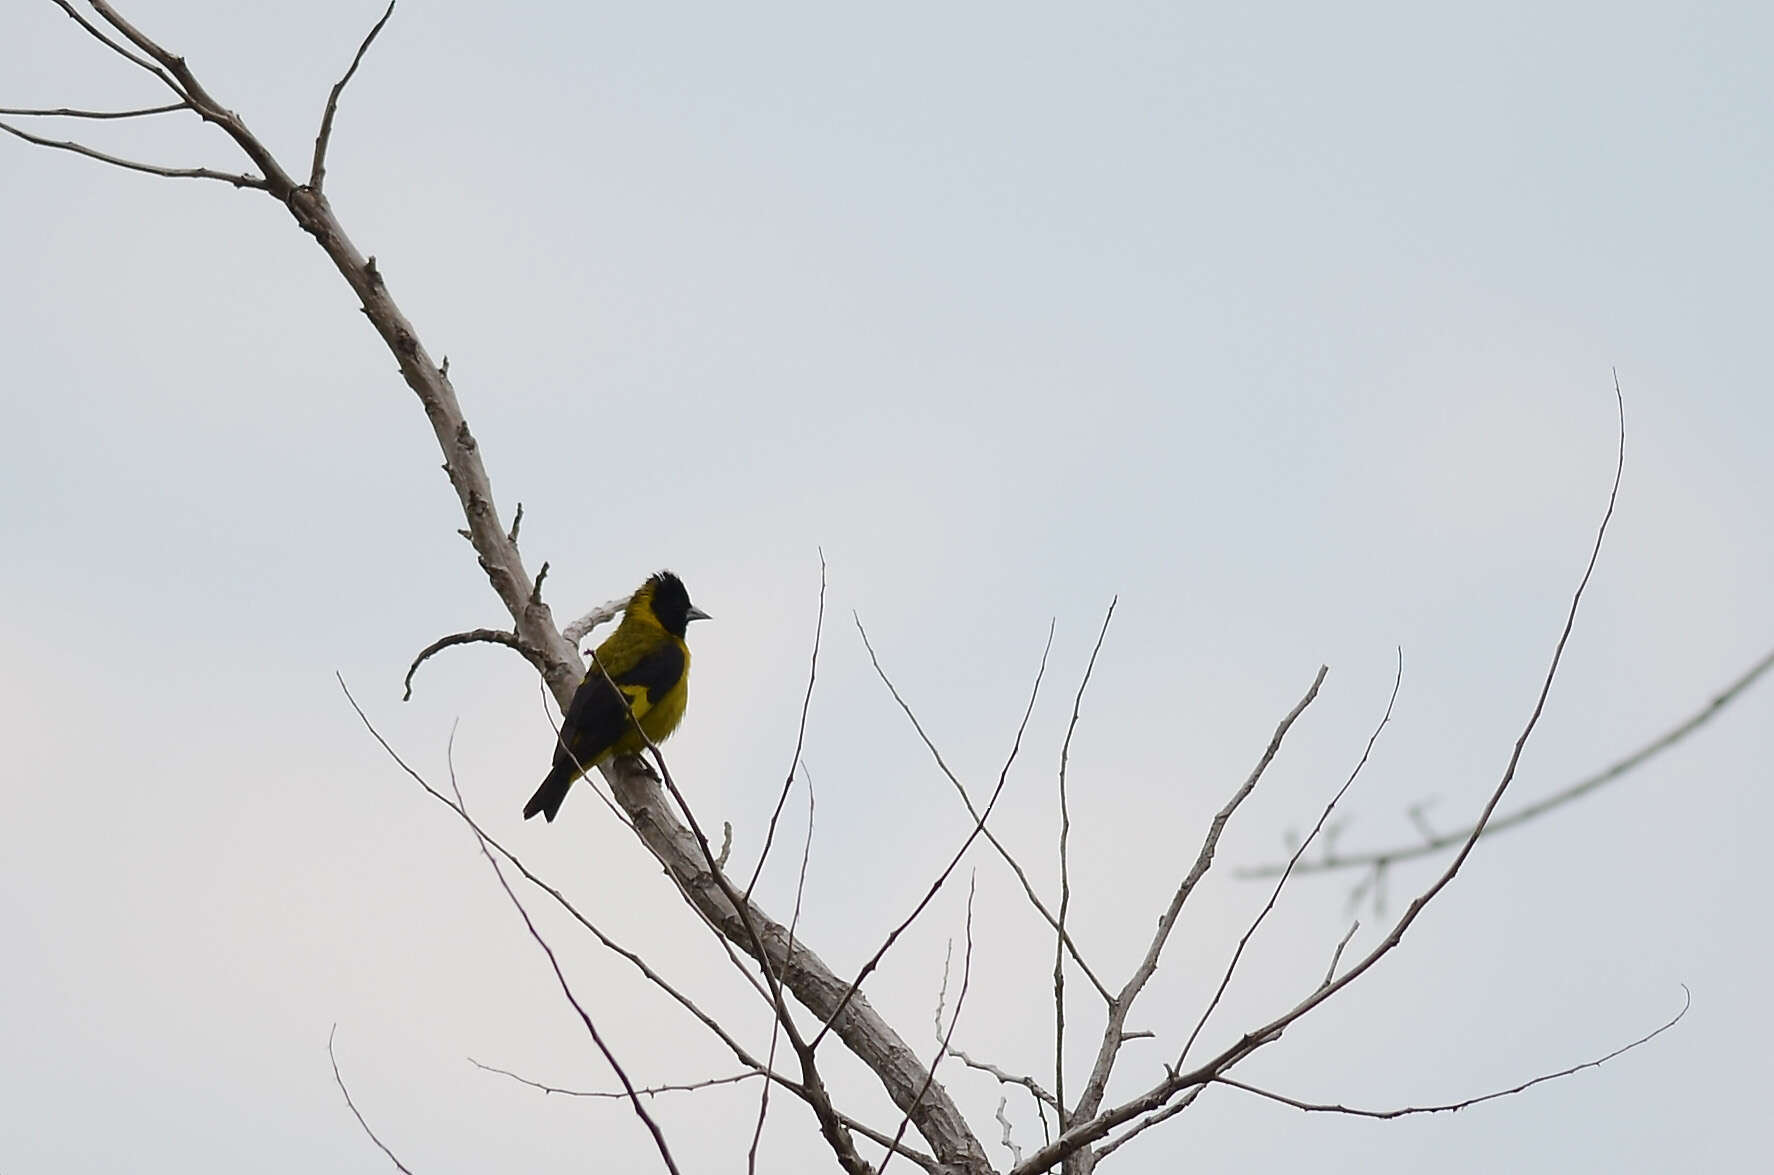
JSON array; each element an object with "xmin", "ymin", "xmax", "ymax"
[{"xmin": 554, "ymin": 640, "xmax": 687, "ymax": 768}]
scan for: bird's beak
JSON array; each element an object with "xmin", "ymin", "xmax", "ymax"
[{"xmin": 687, "ymin": 606, "xmax": 712, "ymax": 623}]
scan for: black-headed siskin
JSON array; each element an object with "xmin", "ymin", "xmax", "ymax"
[{"xmin": 524, "ymin": 570, "xmax": 709, "ymax": 822}]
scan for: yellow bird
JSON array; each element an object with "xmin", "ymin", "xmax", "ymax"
[{"xmin": 524, "ymin": 570, "xmax": 710, "ymax": 822}]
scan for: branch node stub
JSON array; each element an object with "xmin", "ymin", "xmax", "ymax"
[{"xmin": 363, "ymin": 255, "xmax": 382, "ymax": 287}]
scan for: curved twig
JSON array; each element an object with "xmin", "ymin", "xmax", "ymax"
[
  {"xmin": 328, "ymin": 1026, "xmax": 416, "ymax": 1175},
  {"xmin": 1213, "ymin": 985, "xmax": 1689, "ymax": 1119},
  {"xmin": 310, "ymin": 0, "xmax": 396, "ymax": 191},
  {"xmin": 402, "ymin": 627, "xmax": 549, "ymax": 700}
]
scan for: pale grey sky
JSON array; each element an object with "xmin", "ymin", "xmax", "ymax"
[{"xmin": 3, "ymin": 2, "xmax": 1770, "ymax": 1172}]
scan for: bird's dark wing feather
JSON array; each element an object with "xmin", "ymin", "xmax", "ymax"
[
  {"xmin": 555, "ymin": 641, "xmax": 686, "ymax": 767},
  {"xmin": 524, "ymin": 641, "xmax": 686, "ymax": 822}
]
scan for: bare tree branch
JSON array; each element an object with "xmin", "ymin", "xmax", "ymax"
[
  {"xmin": 1239, "ymin": 644, "xmax": 1774, "ymax": 881},
  {"xmin": 309, "ymin": 0, "xmax": 396, "ymax": 191},
  {"xmin": 946, "ymin": 1048, "xmax": 1059, "ymax": 1110},
  {"xmin": 1178, "ymin": 650, "xmax": 1402, "ymax": 1065},
  {"xmin": 586, "ymin": 654, "xmax": 871, "ymax": 1175},
  {"xmin": 0, "ymin": 100, "xmax": 185, "ymax": 118},
  {"xmin": 469, "ymin": 1060, "xmax": 760, "ymax": 1100},
  {"xmin": 1068, "ymin": 665, "xmax": 1328, "ymax": 1132},
  {"xmin": 444, "ymin": 733, "xmax": 681, "ymax": 1175},
  {"xmin": 1055, "ymin": 598, "xmax": 1115, "ymax": 1129},
  {"xmin": 342, "ymin": 677, "xmax": 772, "ymax": 1110},
  {"xmin": 857, "ymin": 616, "xmax": 1115, "ymax": 1005},
  {"xmin": 1213, "ymin": 985, "xmax": 1688, "ymax": 1119},
  {"xmin": 328, "ymin": 1026, "xmax": 416, "ymax": 1175},
  {"xmin": 996, "ymin": 1096, "xmax": 1023, "ymax": 1166},
  {"xmin": 746, "ymin": 552, "xmax": 827, "ymax": 901},
  {"xmin": 472, "ymin": 1058, "xmax": 943, "ymax": 1172},
  {"xmin": 1088, "ymin": 1087, "xmax": 1201, "ymax": 1165},
  {"xmin": 747, "ymin": 768, "xmax": 819, "ymax": 1173},
  {"xmin": 1320, "ymin": 920, "xmax": 1360, "ymax": 989},
  {"xmin": 81, "ymin": 1, "xmax": 299, "ymax": 190},
  {"xmin": 562, "ymin": 594, "xmax": 631, "ymax": 645},
  {"xmin": 401, "ymin": 627, "xmax": 549, "ymax": 700},
  {"xmin": 813, "ymin": 620, "xmax": 1054, "ymax": 1051},
  {"xmin": 0, "ymin": 118, "xmax": 263, "ymax": 186},
  {"xmin": 48, "ymin": 0, "xmax": 182, "ymax": 92},
  {"xmin": 880, "ymin": 875, "xmax": 978, "ymax": 1175},
  {"xmin": 1011, "ymin": 379, "xmax": 1629, "ymax": 1175}
]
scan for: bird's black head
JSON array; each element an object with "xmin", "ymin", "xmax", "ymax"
[{"xmin": 641, "ymin": 570, "xmax": 710, "ymax": 637}]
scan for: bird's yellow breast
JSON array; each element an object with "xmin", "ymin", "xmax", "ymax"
[{"xmin": 609, "ymin": 646, "xmax": 690, "ymax": 756}]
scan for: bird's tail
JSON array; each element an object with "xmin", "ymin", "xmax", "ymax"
[{"xmin": 523, "ymin": 762, "xmax": 575, "ymax": 822}]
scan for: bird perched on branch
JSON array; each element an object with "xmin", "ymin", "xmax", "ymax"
[{"xmin": 524, "ymin": 570, "xmax": 710, "ymax": 822}]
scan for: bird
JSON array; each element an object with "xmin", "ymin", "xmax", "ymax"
[{"xmin": 523, "ymin": 570, "xmax": 710, "ymax": 822}]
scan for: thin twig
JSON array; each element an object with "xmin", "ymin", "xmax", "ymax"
[
  {"xmin": 342, "ymin": 677, "xmax": 775, "ymax": 1099},
  {"xmin": 402, "ymin": 627, "xmax": 549, "ymax": 700},
  {"xmin": 47, "ymin": 0, "xmax": 183, "ymax": 93},
  {"xmin": 468, "ymin": 1060, "xmax": 760, "ymax": 1099},
  {"xmin": 945, "ymin": 1049, "xmax": 1059, "ymax": 1110},
  {"xmin": 1320, "ymin": 921, "xmax": 1360, "ymax": 989},
  {"xmin": 328, "ymin": 1026, "xmax": 415, "ymax": 1175},
  {"xmin": 1214, "ymin": 986, "xmax": 1688, "ymax": 1118},
  {"xmin": 746, "ymin": 552, "xmax": 827, "ymax": 901},
  {"xmin": 747, "ymin": 769, "xmax": 819, "ymax": 1173},
  {"xmin": 310, "ymin": 0, "xmax": 396, "ymax": 190},
  {"xmin": 996, "ymin": 1096, "xmax": 1023, "ymax": 1166},
  {"xmin": 444, "ymin": 731, "xmax": 681, "ymax": 1174},
  {"xmin": 1055, "ymin": 598, "xmax": 1115, "ymax": 1124},
  {"xmin": 1068, "ymin": 665, "xmax": 1329, "ymax": 1127},
  {"xmin": 0, "ymin": 101, "xmax": 186, "ymax": 118},
  {"xmin": 0, "ymin": 118, "xmax": 263, "ymax": 187},
  {"xmin": 857, "ymin": 616, "xmax": 1115, "ymax": 1004},
  {"xmin": 1240, "ymin": 644, "xmax": 1774, "ymax": 880},
  {"xmin": 880, "ymin": 875, "xmax": 977, "ymax": 1175},
  {"xmin": 813, "ymin": 621, "xmax": 1055, "ymax": 1051},
  {"xmin": 472, "ymin": 1059, "xmax": 940, "ymax": 1172},
  {"xmin": 1178, "ymin": 650, "xmax": 1401, "ymax": 1065},
  {"xmin": 1089, "ymin": 1087, "xmax": 1203, "ymax": 1164}
]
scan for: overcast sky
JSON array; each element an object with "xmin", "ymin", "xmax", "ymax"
[{"xmin": 3, "ymin": 2, "xmax": 1771, "ymax": 1172}]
